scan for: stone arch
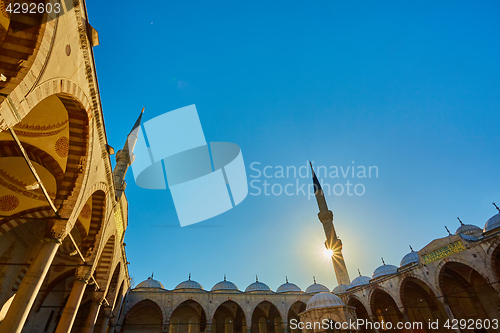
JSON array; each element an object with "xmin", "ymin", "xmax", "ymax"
[
  {"xmin": 94, "ymin": 235, "xmax": 115, "ymax": 290},
  {"xmin": 369, "ymin": 288, "xmax": 404, "ymax": 326},
  {"xmin": 438, "ymin": 260, "xmax": 500, "ymax": 321},
  {"xmin": 0, "ymin": 0, "xmax": 58, "ymax": 100},
  {"xmin": 399, "ymin": 276, "xmax": 447, "ymax": 332},
  {"xmin": 122, "ymin": 299, "xmax": 164, "ymax": 333},
  {"xmin": 434, "ymin": 257, "xmax": 491, "ymax": 292},
  {"xmin": 0, "ymin": 90, "xmax": 91, "ymax": 233},
  {"xmin": 208, "ymin": 298, "xmax": 246, "ymax": 322},
  {"xmin": 287, "ymin": 301, "xmax": 306, "ymax": 333},
  {"xmin": 212, "ymin": 300, "xmax": 246, "ymax": 333},
  {"xmin": 169, "ymin": 299, "xmax": 208, "ymax": 333},
  {"xmin": 250, "ymin": 301, "xmax": 282, "ymax": 333},
  {"xmin": 347, "ymin": 296, "xmax": 372, "ymax": 333},
  {"xmin": 487, "ymin": 239, "xmax": 500, "ymax": 283}
]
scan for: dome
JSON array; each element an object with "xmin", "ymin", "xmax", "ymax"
[
  {"xmin": 400, "ymin": 251, "xmax": 419, "ymax": 267},
  {"xmin": 306, "ymin": 292, "xmax": 345, "ymax": 310},
  {"xmin": 456, "ymin": 223, "xmax": 482, "ymax": 237},
  {"xmin": 460, "ymin": 234, "xmax": 479, "ymax": 242},
  {"xmin": 245, "ymin": 279, "xmax": 272, "ymax": 293},
  {"xmin": 347, "ymin": 276, "xmax": 370, "ymax": 290},
  {"xmin": 372, "ymin": 264, "xmax": 398, "ymax": 279},
  {"xmin": 277, "ymin": 279, "xmax": 302, "ymax": 293},
  {"xmin": 174, "ymin": 277, "xmax": 203, "ymax": 291},
  {"xmin": 305, "ymin": 282, "xmax": 330, "ymax": 294},
  {"xmin": 211, "ymin": 278, "xmax": 239, "ymax": 292},
  {"xmin": 135, "ymin": 277, "xmax": 164, "ymax": 289},
  {"xmin": 332, "ymin": 284, "xmax": 349, "ymax": 295},
  {"xmin": 484, "ymin": 213, "xmax": 500, "ymax": 233}
]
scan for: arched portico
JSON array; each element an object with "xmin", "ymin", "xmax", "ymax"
[{"xmin": 251, "ymin": 301, "xmax": 282, "ymax": 333}]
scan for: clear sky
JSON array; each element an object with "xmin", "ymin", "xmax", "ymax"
[{"xmin": 87, "ymin": 0, "xmax": 500, "ymax": 291}]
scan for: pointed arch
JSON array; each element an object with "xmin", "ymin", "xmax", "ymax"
[{"xmin": 94, "ymin": 235, "xmax": 115, "ymax": 289}]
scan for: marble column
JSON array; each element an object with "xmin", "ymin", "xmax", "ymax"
[
  {"xmin": 82, "ymin": 291, "xmax": 105, "ymax": 333},
  {"xmin": 54, "ymin": 266, "xmax": 92, "ymax": 333},
  {"xmin": 0, "ymin": 219, "xmax": 65, "ymax": 333}
]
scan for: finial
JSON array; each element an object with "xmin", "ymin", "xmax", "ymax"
[
  {"xmin": 445, "ymin": 226, "xmax": 452, "ymax": 236},
  {"xmin": 457, "ymin": 217, "xmax": 464, "ymax": 225},
  {"xmin": 358, "ymin": 269, "xmax": 361, "ymax": 277},
  {"xmin": 188, "ymin": 273, "xmax": 191, "ymax": 280},
  {"xmin": 313, "ymin": 276, "xmax": 316, "ymax": 284},
  {"xmin": 256, "ymin": 275, "xmax": 258, "ymax": 282},
  {"xmin": 151, "ymin": 272, "xmax": 154, "ymax": 279},
  {"xmin": 381, "ymin": 257, "xmax": 385, "ymax": 265},
  {"xmin": 409, "ymin": 245, "xmax": 414, "ymax": 252},
  {"xmin": 493, "ymin": 203, "xmax": 500, "ymax": 213},
  {"xmin": 286, "ymin": 276, "xmax": 288, "ymax": 283},
  {"xmin": 141, "ymin": 107, "xmax": 145, "ymax": 114},
  {"xmin": 224, "ymin": 274, "xmax": 226, "ymax": 281}
]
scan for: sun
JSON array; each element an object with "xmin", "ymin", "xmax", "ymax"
[{"xmin": 324, "ymin": 248, "xmax": 334, "ymax": 257}]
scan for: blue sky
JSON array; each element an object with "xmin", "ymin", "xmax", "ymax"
[{"xmin": 88, "ymin": 0, "xmax": 500, "ymax": 291}]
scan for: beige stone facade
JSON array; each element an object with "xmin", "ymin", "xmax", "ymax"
[{"xmin": 1, "ymin": 1, "xmax": 500, "ymax": 333}]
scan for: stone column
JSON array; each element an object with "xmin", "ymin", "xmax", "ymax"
[
  {"xmin": 205, "ymin": 322, "xmax": 211, "ymax": 333},
  {"xmin": 108, "ymin": 292, "xmax": 126, "ymax": 333},
  {"xmin": 365, "ymin": 307, "xmax": 380, "ymax": 333},
  {"xmin": 82, "ymin": 292, "xmax": 105, "ymax": 333},
  {"xmin": 0, "ymin": 219, "xmax": 65, "ymax": 333},
  {"xmin": 54, "ymin": 266, "xmax": 92, "ymax": 333},
  {"xmin": 98, "ymin": 308, "xmax": 113, "ymax": 333}
]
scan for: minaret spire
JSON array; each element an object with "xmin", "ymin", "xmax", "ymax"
[
  {"xmin": 310, "ymin": 161, "xmax": 350, "ymax": 286},
  {"xmin": 113, "ymin": 108, "xmax": 144, "ymax": 198}
]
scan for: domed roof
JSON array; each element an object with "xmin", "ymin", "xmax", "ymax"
[
  {"xmin": 276, "ymin": 278, "xmax": 302, "ymax": 293},
  {"xmin": 211, "ymin": 277, "xmax": 239, "ymax": 292},
  {"xmin": 306, "ymin": 292, "xmax": 345, "ymax": 310},
  {"xmin": 174, "ymin": 275, "xmax": 203, "ymax": 291},
  {"xmin": 455, "ymin": 218, "xmax": 482, "ymax": 237},
  {"xmin": 305, "ymin": 278, "xmax": 330, "ymax": 294},
  {"xmin": 135, "ymin": 276, "xmax": 164, "ymax": 289},
  {"xmin": 400, "ymin": 251, "xmax": 419, "ymax": 267},
  {"xmin": 484, "ymin": 213, "xmax": 500, "ymax": 233},
  {"xmin": 372, "ymin": 261, "xmax": 398, "ymax": 279},
  {"xmin": 245, "ymin": 277, "xmax": 272, "ymax": 292},
  {"xmin": 332, "ymin": 284, "xmax": 349, "ymax": 295},
  {"xmin": 347, "ymin": 275, "xmax": 370, "ymax": 290}
]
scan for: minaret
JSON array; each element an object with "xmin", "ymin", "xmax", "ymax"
[
  {"xmin": 113, "ymin": 108, "xmax": 144, "ymax": 199},
  {"xmin": 310, "ymin": 162, "xmax": 351, "ymax": 286}
]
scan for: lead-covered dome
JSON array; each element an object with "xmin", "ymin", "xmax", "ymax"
[
  {"xmin": 347, "ymin": 275, "xmax": 370, "ymax": 290},
  {"xmin": 400, "ymin": 251, "xmax": 419, "ymax": 268},
  {"xmin": 305, "ymin": 280, "xmax": 330, "ymax": 294},
  {"xmin": 245, "ymin": 278, "xmax": 272, "ymax": 292},
  {"xmin": 456, "ymin": 221, "xmax": 482, "ymax": 238},
  {"xmin": 135, "ymin": 277, "xmax": 164, "ymax": 290},
  {"xmin": 306, "ymin": 292, "xmax": 345, "ymax": 310},
  {"xmin": 372, "ymin": 263, "xmax": 398, "ymax": 279},
  {"xmin": 277, "ymin": 278, "xmax": 302, "ymax": 293},
  {"xmin": 484, "ymin": 213, "xmax": 500, "ymax": 233},
  {"xmin": 332, "ymin": 284, "xmax": 348, "ymax": 295},
  {"xmin": 174, "ymin": 276, "xmax": 203, "ymax": 291},
  {"xmin": 211, "ymin": 277, "xmax": 239, "ymax": 292}
]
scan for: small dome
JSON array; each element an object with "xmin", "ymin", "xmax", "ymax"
[
  {"xmin": 456, "ymin": 223, "xmax": 482, "ymax": 237},
  {"xmin": 306, "ymin": 292, "xmax": 345, "ymax": 310},
  {"xmin": 347, "ymin": 276, "xmax": 370, "ymax": 290},
  {"xmin": 332, "ymin": 284, "xmax": 348, "ymax": 295},
  {"xmin": 305, "ymin": 282, "xmax": 330, "ymax": 294},
  {"xmin": 135, "ymin": 277, "xmax": 164, "ymax": 289},
  {"xmin": 372, "ymin": 264, "xmax": 398, "ymax": 279},
  {"xmin": 400, "ymin": 252, "xmax": 419, "ymax": 267},
  {"xmin": 245, "ymin": 280, "xmax": 272, "ymax": 292},
  {"xmin": 211, "ymin": 278, "xmax": 239, "ymax": 292},
  {"xmin": 277, "ymin": 280, "xmax": 302, "ymax": 293},
  {"xmin": 460, "ymin": 234, "xmax": 479, "ymax": 242},
  {"xmin": 174, "ymin": 278, "xmax": 203, "ymax": 291},
  {"xmin": 484, "ymin": 213, "xmax": 500, "ymax": 233}
]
